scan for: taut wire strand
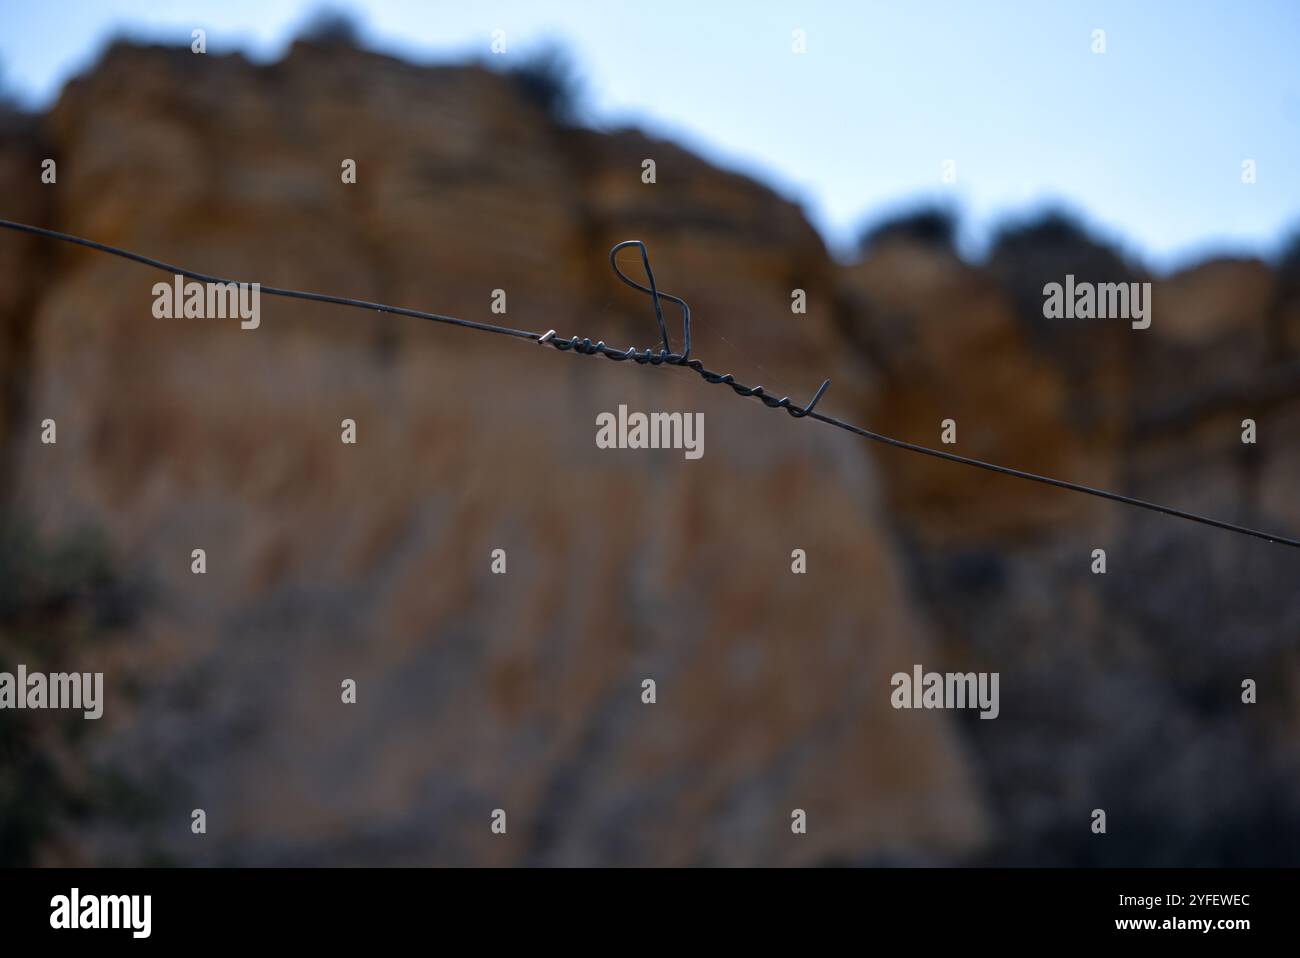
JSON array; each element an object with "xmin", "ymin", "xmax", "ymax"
[{"xmin": 2, "ymin": 217, "xmax": 1298, "ymax": 549}]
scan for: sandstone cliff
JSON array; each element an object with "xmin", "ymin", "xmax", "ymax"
[{"xmin": 1, "ymin": 38, "xmax": 1297, "ymax": 866}]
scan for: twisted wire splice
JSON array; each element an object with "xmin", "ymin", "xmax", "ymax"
[{"xmin": 2, "ymin": 217, "xmax": 1297, "ymax": 549}]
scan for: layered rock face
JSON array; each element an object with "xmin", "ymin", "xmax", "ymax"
[
  {"xmin": 846, "ymin": 232, "xmax": 1300, "ymax": 865},
  {"xmin": 0, "ymin": 39, "xmax": 1296, "ymax": 866},
  {"xmin": 0, "ymin": 42, "xmax": 981, "ymax": 866}
]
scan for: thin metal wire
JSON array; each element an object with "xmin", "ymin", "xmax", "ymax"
[{"xmin": 3, "ymin": 217, "xmax": 1298, "ymax": 549}]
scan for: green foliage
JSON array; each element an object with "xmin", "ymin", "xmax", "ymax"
[
  {"xmin": 0, "ymin": 521, "xmax": 146, "ymax": 865},
  {"xmin": 0, "ymin": 522, "xmax": 141, "ymax": 642}
]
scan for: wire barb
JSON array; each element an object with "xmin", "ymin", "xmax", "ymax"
[{"xmin": 2, "ymin": 215, "xmax": 1298, "ymax": 549}]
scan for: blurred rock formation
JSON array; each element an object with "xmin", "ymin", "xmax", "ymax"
[{"xmin": 1, "ymin": 39, "xmax": 1297, "ymax": 865}]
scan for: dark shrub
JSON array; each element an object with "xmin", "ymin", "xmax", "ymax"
[
  {"xmin": 506, "ymin": 43, "xmax": 583, "ymax": 125},
  {"xmin": 297, "ymin": 7, "xmax": 363, "ymax": 47},
  {"xmin": 857, "ymin": 205, "xmax": 958, "ymax": 254},
  {"xmin": 987, "ymin": 209, "xmax": 1141, "ymax": 333}
]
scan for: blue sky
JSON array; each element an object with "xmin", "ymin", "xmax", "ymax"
[{"xmin": 3, "ymin": 0, "xmax": 1299, "ymax": 268}]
